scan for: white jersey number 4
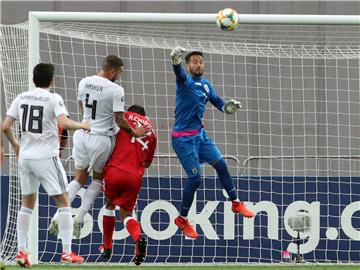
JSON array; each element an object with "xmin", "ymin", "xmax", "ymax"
[{"xmin": 85, "ymin": 93, "xmax": 97, "ymax": 119}]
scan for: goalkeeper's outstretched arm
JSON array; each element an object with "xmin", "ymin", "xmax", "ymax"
[
  {"xmin": 171, "ymin": 46, "xmax": 186, "ymax": 83},
  {"xmin": 203, "ymin": 76, "xmax": 243, "ymax": 115},
  {"xmin": 207, "ymin": 82, "xmax": 226, "ymax": 111}
]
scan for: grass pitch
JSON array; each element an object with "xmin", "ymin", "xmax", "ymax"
[{"xmin": 2, "ymin": 264, "xmax": 360, "ymax": 270}]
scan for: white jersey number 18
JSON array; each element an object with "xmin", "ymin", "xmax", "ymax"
[{"xmin": 20, "ymin": 104, "xmax": 44, "ymax": 133}]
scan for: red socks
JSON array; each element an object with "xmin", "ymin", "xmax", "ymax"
[
  {"xmin": 103, "ymin": 214, "xmax": 141, "ymax": 246},
  {"xmin": 103, "ymin": 215, "xmax": 116, "ymax": 249},
  {"xmin": 125, "ymin": 218, "xmax": 141, "ymax": 242}
]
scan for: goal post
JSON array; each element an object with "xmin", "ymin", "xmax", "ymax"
[{"xmin": 0, "ymin": 11, "xmax": 359, "ymax": 265}]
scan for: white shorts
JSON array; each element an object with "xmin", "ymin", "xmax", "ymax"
[
  {"xmin": 72, "ymin": 130, "xmax": 113, "ymax": 173},
  {"xmin": 18, "ymin": 157, "xmax": 68, "ymax": 196}
]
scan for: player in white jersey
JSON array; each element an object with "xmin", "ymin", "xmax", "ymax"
[
  {"xmin": 49, "ymin": 55, "xmax": 150, "ymax": 238},
  {"xmin": 2, "ymin": 63, "xmax": 90, "ymax": 267}
]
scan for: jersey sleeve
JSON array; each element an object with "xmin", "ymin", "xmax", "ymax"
[
  {"xmin": 113, "ymin": 86, "xmax": 125, "ymax": 112},
  {"xmin": 6, "ymin": 96, "xmax": 20, "ymax": 120},
  {"xmin": 53, "ymin": 94, "xmax": 69, "ymax": 117},
  {"xmin": 173, "ymin": 64, "xmax": 187, "ymax": 85},
  {"xmin": 208, "ymin": 82, "xmax": 225, "ymax": 112}
]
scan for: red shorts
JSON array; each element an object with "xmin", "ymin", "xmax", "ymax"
[{"xmin": 103, "ymin": 166, "xmax": 142, "ymax": 211}]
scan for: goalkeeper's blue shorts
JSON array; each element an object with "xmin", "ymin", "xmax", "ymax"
[{"xmin": 172, "ymin": 128, "xmax": 222, "ymax": 178}]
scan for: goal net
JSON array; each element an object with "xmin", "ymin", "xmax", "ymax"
[{"xmin": 1, "ymin": 13, "xmax": 359, "ymax": 264}]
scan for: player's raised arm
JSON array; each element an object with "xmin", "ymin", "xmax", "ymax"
[
  {"xmin": 114, "ymin": 111, "xmax": 150, "ymax": 138},
  {"xmin": 112, "ymin": 84, "xmax": 150, "ymax": 137},
  {"xmin": 171, "ymin": 46, "xmax": 187, "ymax": 83}
]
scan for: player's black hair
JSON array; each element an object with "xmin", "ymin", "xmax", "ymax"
[
  {"xmin": 128, "ymin": 104, "xmax": 146, "ymax": 116},
  {"xmin": 33, "ymin": 63, "xmax": 54, "ymax": 88},
  {"xmin": 185, "ymin": 51, "xmax": 204, "ymax": 63},
  {"xmin": 102, "ymin": 55, "xmax": 124, "ymax": 71}
]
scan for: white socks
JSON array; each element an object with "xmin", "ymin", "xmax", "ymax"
[
  {"xmin": 18, "ymin": 206, "xmax": 74, "ymax": 253},
  {"xmin": 17, "ymin": 207, "xmax": 32, "ymax": 252},
  {"xmin": 67, "ymin": 180, "xmax": 82, "ymax": 203},
  {"xmin": 76, "ymin": 179, "xmax": 103, "ymax": 222},
  {"xmin": 53, "ymin": 180, "xmax": 82, "ymax": 221},
  {"xmin": 57, "ymin": 207, "xmax": 73, "ymax": 253},
  {"xmin": 54, "ymin": 179, "xmax": 103, "ymax": 226}
]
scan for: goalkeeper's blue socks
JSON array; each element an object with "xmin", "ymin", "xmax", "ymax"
[
  {"xmin": 213, "ymin": 158, "xmax": 238, "ymax": 201},
  {"xmin": 180, "ymin": 175, "xmax": 201, "ymax": 217}
]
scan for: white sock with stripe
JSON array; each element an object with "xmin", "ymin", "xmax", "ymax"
[
  {"xmin": 76, "ymin": 179, "xmax": 103, "ymax": 222},
  {"xmin": 17, "ymin": 207, "xmax": 32, "ymax": 252},
  {"xmin": 58, "ymin": 207, "xmax": 73, "ymax": 253}
]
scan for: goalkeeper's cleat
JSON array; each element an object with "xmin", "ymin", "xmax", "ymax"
[
  {"xmin": 16, "ymin": 251, "xmax": 32, "ymax": 268},
  {"xmin": 232, "ymin": 201, "xmax": 255, "ymax": 218},
  {"xmin": 174, "ymin": 216, "xmax": 199, "ymax": 239},
  {"xmin": 60, "ymin": 252, "xmax": 84, "ymax": 264},
  {"xmin": 73, "ymin": 219, "xmax": 83, "ymax": 239},
  {"xmin": 133, "ymin": 237, "xmax": 147, "ymax": 266},
  {"xmin": 48, "ymin": 218, "xmax": 59, "ymax": 236},
  {"xmin": 99, "ymin": 245, "xmax": 112, "ymax": 261}
]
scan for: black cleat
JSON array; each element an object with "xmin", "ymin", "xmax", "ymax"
[
  {"xmin": 99, "ymin": 245, "xmax": 112, "ymax": 261},
  {"xmin": 133, "ymin": 237, "xmax": 147, "ymax": 265}
]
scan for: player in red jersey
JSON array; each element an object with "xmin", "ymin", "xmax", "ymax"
[{"xmin": 99, "ymin": 104, "xmax": 157, "ymax": 265}]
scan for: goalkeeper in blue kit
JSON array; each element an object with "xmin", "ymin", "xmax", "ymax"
[{"xmin": 171, "ymin": 47, "xmax": 254, "ymax": 239}]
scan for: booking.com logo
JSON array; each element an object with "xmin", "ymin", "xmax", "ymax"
[{"xmin": 74, "ymin": 188, "xmax": 360, "ymax": 254}]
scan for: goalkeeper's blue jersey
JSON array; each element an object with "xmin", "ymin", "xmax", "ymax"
[{"xmin": 172, "ymin": 64, "xmax": 225, "ymax": 133}]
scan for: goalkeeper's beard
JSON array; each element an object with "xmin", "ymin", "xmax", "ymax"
[{"xmin": 190, "ymin": 68, "xmax": 204, "ymax": 77}]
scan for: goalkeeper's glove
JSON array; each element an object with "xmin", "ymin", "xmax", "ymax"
[
  {"xmin": 170, "ymin": 46, "xmax": 185, "ymax": 65},
  {"xmin": 223, "ymin": 99, "xmax": 243, "ymax": 114}
]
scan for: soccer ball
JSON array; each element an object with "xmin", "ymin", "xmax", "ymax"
[
  {"xmin": 216, "ymin": 8, "xmax": 239, "ymax": 31},
  {"xmin": 287, "ymin": 211, "xmax": 312, "ymax": 233}
]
